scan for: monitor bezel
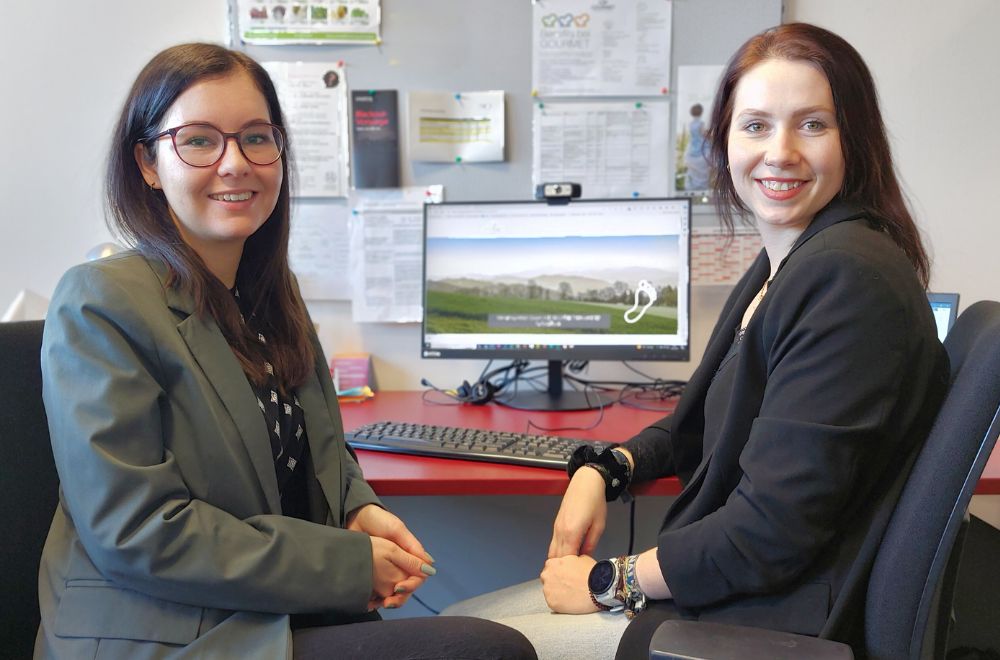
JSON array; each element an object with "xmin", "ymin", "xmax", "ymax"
[{"xmin": 420, "ymin": 197, "xmax": 692, "ymax": 363}]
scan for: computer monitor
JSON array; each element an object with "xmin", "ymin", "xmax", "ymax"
[
  {"xmin": 927, "ymin": 292, "xmax": 960, "ymax": 343},
  {"xmin": 421, "ymin": 198, "xmax": 691, "ymax": 411}
]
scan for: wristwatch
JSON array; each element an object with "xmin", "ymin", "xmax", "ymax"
[
  {"xmin": 588, "ymin": 556, "xmax": 649, "ymax": 618},
  {"xmin": 567, "ymin": 445, "xmax": 633, "ymax": 501},
  {"xmin": 587, "ymin": 559, "xmax": 625, "ymax": 611}
]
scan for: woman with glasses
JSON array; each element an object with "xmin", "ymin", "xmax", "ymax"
[{"xmin": 35, "ymin": 43, "xmax": 536, "ymax": 660}]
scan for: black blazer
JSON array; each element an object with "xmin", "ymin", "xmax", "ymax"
[{"xmin": 622, "ymin": 200, "xmax": 949, "ymax": 641}]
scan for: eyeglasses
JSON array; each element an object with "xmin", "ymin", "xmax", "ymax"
[{"xmin": 144, "ymin": 122, "xmax": 285, "ymax": 167}]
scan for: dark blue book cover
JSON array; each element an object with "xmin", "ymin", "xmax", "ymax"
[{"xmin": 350, "ymin": 90, "xmax": 400, "ymax": 188}]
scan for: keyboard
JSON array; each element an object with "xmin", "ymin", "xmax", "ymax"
[{"xmin": 346, "ymin": 421, "xmax": 614, "ymax": 470}]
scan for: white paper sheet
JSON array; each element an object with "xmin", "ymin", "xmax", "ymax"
[
  {"xmin": 261, "ymin": 61, "xmax": 350, "ymax": 198},
  {"xmin": 532, "ymin": 0, "xmax": 672, "ymax": 97},
  {"xmin": 237, "ymin": 0, "xmax": 381, "ymax": 45},
  {"xmin": 348, "ymin": 185, "xmax": 444, "ymax": 323},
  {"xmin": 407, "ymin": 90, "xmax": 505, "ymax": 162},
  {"xmin": 288, "ymin": 202, "xmax": 351, "ymax": 301},
  {"xmin": 674, "ymin": 65, "xmax": 725, "ymax": 195},
  {"xmin": 532, "ymin": 100, "xmax": 670, "ymax": 198}
]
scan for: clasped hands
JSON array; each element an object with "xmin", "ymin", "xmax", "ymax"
[{"xmin": 346, "ymin": 504, "xmax": 435, "ymax": 611}]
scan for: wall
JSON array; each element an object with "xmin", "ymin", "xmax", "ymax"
[
  {"xmin": 4, "ymin": 1, "xmax": 995, "ymax": 390},
  {"xmin": 0, "ymin": 1, "xmax": 227, "ymax": 314}
]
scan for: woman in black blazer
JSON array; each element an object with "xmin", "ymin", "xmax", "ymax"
[{"xmin": 444, "ymin": 23, "xmax": 949, "ymax": 659}]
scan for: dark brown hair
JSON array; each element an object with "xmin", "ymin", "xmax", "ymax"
[
  {"xmin": 106, "ymin": 43, "xmax": 315, "ymax": 389},
  {"xmin": 708, "ymin": 23, "xmax": 930, "ymax": 287}
]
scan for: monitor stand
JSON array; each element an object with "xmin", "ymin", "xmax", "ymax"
[{"xmin": 501, "ymin": 360, "xmax": 615, "ymax": 412}]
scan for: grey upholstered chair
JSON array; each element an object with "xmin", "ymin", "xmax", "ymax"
[{"xmin": 649, "ymin": 301, "xmax": 1000, "ymax": 660}]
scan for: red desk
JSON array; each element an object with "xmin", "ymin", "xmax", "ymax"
[{"xmin": 344, "ymin": 391, "xmax": 1000, "ymax": 496}]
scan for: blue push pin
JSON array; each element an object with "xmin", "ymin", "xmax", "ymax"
[{"xmin": 632, "ymin": 191, "xmax": 640, "ymax": 198}]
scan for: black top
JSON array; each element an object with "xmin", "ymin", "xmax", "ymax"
[
  {"xmin": 621, "ymin": 200, "xmax": 950, "ymax": 643},
  {"xmin": 233, "ymin": 289, "xmax": 310, "ymax": 519}
]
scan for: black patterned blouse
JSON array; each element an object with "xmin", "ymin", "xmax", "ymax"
[{"xmin": 233, "ymin": 289, "xmax": 309, "ymax": 518}]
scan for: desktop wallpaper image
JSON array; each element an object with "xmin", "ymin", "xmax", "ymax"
[{"xmin": 425, "ymin": 235, "xmax": 680, "ymax": 335}]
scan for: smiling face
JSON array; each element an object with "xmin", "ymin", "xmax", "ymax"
[
  {"xmin": 135, "ymin": 71, "xmax": 282, "ymax": 274},
  {"xmin": 727, "ymin": 58, "xmax": 845, "ymax": 236}
]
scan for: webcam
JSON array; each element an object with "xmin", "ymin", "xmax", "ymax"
[{"xmin": 535, "ymin": 182, "xmax": 582, "ymax": 204}]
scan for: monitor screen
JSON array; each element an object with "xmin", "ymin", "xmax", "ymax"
[
  {"xmin": 927, "ymin": 292, "xmax": 960, "ymax": 342},
  {"xmin": 421, "ymin": 198, "xmax": 690, "ymax": 408}
]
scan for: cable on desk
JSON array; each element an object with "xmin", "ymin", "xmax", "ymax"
[
  {"xmin": 420, "ymin": 389, "xmax": 465, "ymax": 406},
  {"xmin": 409, "ymin": 593, "xmax": 440, "ymax": 615},
  {"xmin": 522, "ymin": 383, "xmax": 608, "ymax": 434},
  {"xmin": 419, "ymin": 359, "xmax": 684, "ymax": 413}
]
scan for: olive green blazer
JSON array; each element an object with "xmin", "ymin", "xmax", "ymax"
[{"xmin": 35, "ymin": 252, "xmax": 381, "ymax": 659}]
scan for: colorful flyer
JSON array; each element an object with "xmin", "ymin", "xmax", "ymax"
[
  {"xmin": 237, "ymin": 0, "xmax": 381, "ymax": 45},
  {"xmin": 351, "ymin": 90, "xmax": 400, "ymax": 189}
]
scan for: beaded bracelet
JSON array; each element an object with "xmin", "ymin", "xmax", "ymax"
[{"xmin": 619, "ymin": 554, "xmax": 648, "ymax": 619}]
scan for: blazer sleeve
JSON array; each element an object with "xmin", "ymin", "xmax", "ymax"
[
  {"xmin": 43, "ymin": 264, "xmax": 374, "ymax": 615},
  {"xmin": 658, "ymin": 247, "xmax": 927, "ymax": 608}
]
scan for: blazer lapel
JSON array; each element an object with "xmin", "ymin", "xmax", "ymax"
[
  {"xmin": 295, "ymin": 366, "xmax": 345, "ymax": 524},
  {"xmin": 157, "ymin": 264, "xmax": 282, "ymax": 513}
]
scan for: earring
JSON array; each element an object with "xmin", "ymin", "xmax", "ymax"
[{"xmin": 148, "ymin": 181, "xmax": 158, "ymax": 190}]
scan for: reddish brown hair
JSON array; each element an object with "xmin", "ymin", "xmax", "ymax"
[{"xmin": 708, "ymin": 23, "xmax": 930, "ymax": 287}]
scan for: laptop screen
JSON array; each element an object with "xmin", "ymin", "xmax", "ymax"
[{"xmin": 927, "ymin": 292, "xmax": 960, "ymax": 342}]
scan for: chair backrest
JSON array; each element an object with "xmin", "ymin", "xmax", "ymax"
[
  {"xmin": 865, "ymin": 301, "xmax": 1000, "ymax": 660},
  {"xmin": 0, "ymin": 321, "xmax": 58, "ymax": 658}
]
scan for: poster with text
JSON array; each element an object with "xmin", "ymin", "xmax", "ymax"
[
  {"xmin": 407, "ymin": 90, "xmax": 505, "ymax": 162},
  {"xmin": 532, "ymin": 100, "xmax": 670, "ymax": 198},
  {"xmin": 348, "ymin": 185, "xmax": 444, "ymax": 323},
  {"xmin": 262, "ymin": 61, "xmax": 349, "ymax": 197},
  {"xmin": 532, "ymin": 0, "xmax": 672, "ymax": 97},
  {"xmin": 288, "ymin": 201, "xmax": 352, "ymax": 300},
  {"xmin": 351, "ymin": 90, "xmax": 400, "ymax": 188},
  {"xmin": 237, "ymin": 0, "xmax": 381, "ymax": 45}
]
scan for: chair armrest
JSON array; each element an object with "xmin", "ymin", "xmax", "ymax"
[{"xmin": 649, "ymin": 620, "xmax": 854, "ymax": 660}]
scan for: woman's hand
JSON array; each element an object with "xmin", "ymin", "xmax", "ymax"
[
  {"xmin": 367, "ymin": 536, "xmax": 434, "ymax": 609},
  {"xmin": 541, "ymin": 555, "xmax": 599, "ymax": 614},
  {"xmin": 347, "ymin": 504, "xmax": 435, "ymax": 609},
  {"xmin": 347, "ymin": 504, "xmax": 432, "ymax": 562},
  {"xmin": 549, "ymin": 467, "xmax": 608, "ymax": 558}
]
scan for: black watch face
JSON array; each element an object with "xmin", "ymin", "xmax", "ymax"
[{"xmin": 588, "ymin": 560, "xmax": 615, "ymax": 593}]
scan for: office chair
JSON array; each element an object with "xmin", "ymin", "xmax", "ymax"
[
  {"xmin": 0, "ymin": 321, "xmax": 58, "ymax": 658},
  {"xmin": 649, "ymin": 300, "xmax": 1000, "ymax": 660}
]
